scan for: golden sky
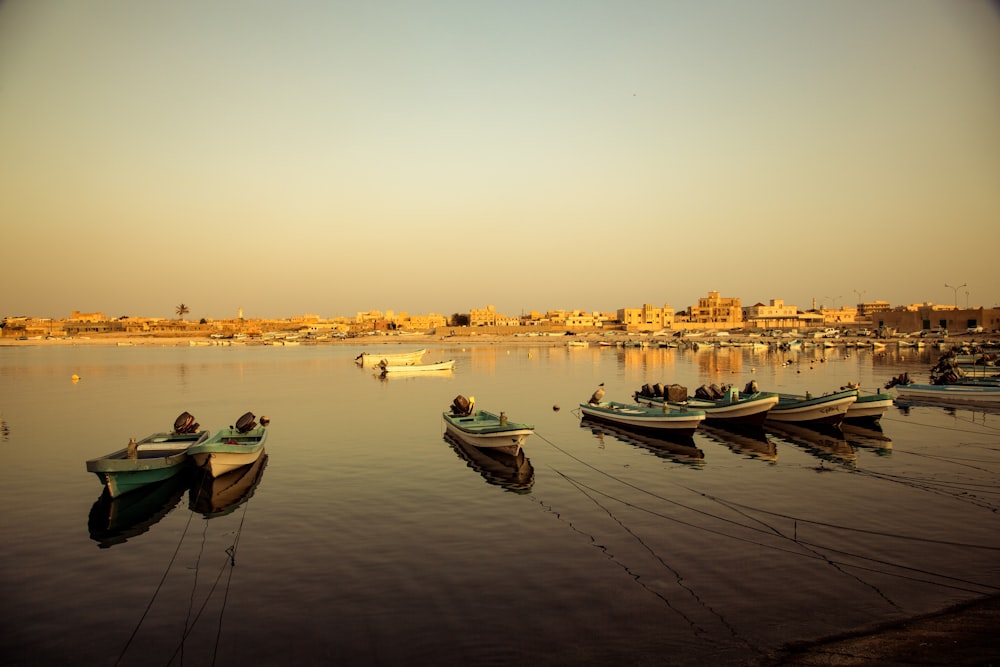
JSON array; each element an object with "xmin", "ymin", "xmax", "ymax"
[{"xmin": 2, "ymin": 1, "xmax": 998, "ymax": 320}]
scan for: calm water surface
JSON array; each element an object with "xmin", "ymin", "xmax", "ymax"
[{"xmin": 1, "ymin": 342, "xmax": 998, "ymax": 666}]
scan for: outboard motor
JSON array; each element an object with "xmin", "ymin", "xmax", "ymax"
[
  {"xmin": 234, "ymin": 411, "xmax": 257, "ymax": 434},
  {"xmin": 451, "ymin": 395, "xmax": 472, "ymax": 416},
  {"xmin": 884, "ymin": 372, "xmax": 910, "ymax": 389},
  {"xmin": 666, "ymin": 384, "xmax": 687, "ymax": 402},
  {"xmin": 173, "ymin": 411, "xmax": 199, "ymax": 434}
]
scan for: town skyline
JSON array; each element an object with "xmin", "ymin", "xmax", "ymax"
[{"xmin": 4, "ymin": 289, "xmax": 992, "ymax": 325}]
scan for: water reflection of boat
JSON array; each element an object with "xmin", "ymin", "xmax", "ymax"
[
  {"xmin": 892, "ymin": 400, "xmax": 1000, "ymax": 418},
  {"xmin": 580, "ymin": 417, "xmax": 705, "ymax": 464},
  {"xmin": 699, "ymin": 424, "xmax": 777, "ymax": 462},
  {"xmin": 88, "ymin": 472, "xmax": 190, "ymax": 548},
  {"xmin": 444, "ymin": 433, "xmax": 534, "ymax": 493},
  {"xmin": 841, "ymin": 422, "xmax": 893, "ymax": 455},
  {"xmin": 188, "ymin": 454, "xmax": 268, "ymax": 518},
  {"xmin": 766, "ymin": 423, "xmax": 856, "ymax": 465}
]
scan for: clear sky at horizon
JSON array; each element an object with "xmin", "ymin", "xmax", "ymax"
[{"xmin": 2, "ymin": 1, "xmax": 998, "ymax": 321}]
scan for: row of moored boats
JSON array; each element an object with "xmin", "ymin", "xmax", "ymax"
[{"xmin": 86, "ymin": 411, "xmax": 268, "ymax": 498}]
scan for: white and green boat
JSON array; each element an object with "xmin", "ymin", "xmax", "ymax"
[
  {"xmin": 443, "ymin": 396, "xmax": 534, "ymax": 456},
  {"xmin": 86, "ymin": 413, "xmax": 209, "ymax": 498},
  {"xmin": 187, "ymin": 412, "xmax": 268, "ymax": 478}
]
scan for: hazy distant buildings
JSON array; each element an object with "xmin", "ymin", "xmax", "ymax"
[
  {"xmin": 875, "ymin": 304, "xmax": 996, "ymax": 333},
  {"xmin": 857, "ymin": 300, "xmax": 891, "ymax": 317},
  {"xmin": 5, "ymin": 291, "xmax": 999, "ymax": 340}
]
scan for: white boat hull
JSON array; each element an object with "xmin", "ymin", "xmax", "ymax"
[
  {"xmin": 381, "ymin": 359, "xmax": 455, "ymax": 374},
  {"xmin": 767, "ymin": 392, "xmax": 857, "ymax": 426},
  {"xmin": 637, "ymin": 393, "xmax": 778, "ymax": 425},
  {"xmin": 579, "ymin": 402, "xmax": 705, "ymax": 435},
  {"xmin": 893, "ymin": 384, "xmax": 1000, "ymax": 406},
  {"xmin": 356, "ymin": 349, "xmax": 426, "ymax": 368},
  {"xmin": 190, "ymin": 448, "xmax": 265, "ymax": 477},
  {"xmin": 444, "ymin": 422, "xmax": 532, "ymax": 456},
  {"xmin": 845, "ymin": 396, "xmax": 894, "ymax": 420}
]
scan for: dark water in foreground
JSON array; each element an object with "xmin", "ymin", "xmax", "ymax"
[{"xmin": 1, "ymin": 342, "xmax": 998, "ymax": 666}]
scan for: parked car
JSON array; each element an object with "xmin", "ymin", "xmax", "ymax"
[{"xmin": 967, "ymin": 326, "xmax": 984, "ymax": 334}]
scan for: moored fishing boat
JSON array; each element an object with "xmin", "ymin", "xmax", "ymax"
[
  {"xmin": 765, "ymin": 389, "xmax": 858, "ymax": 427},
  {"xmin": 187, "ymin": 412, "xmax": 268, "ymax": 478},
  {"xmin": 442, "ymin": 395, "xmax": 534, "ymax": 456},
  {"xmin": 579, "ymin": 401, "xmax": 706, "ymax": 437},
  {"xmin": 380, "ymin": 359, "xmax": 455, "ymax": 375},
  {"xmin": 355, "ymin": 348, "xmax": 426, "ymax": 368},
  {"xmin": 845, "ymin": 391, "xmax": 894, "ymax": 422},
  {"xmin": 85, "ymin": 413, "xmax": 209, "ymax": 498},
  {"xmin": 891, "ymin": 382, "xmax": 1000, "ymax": 407},
  {"xmin": 634, "ymin": 381, "xmax": 778, "ymax": 426},
  {"xmin": 884, "ymin": 353, "xmax": 1000, "ymax": 407}
]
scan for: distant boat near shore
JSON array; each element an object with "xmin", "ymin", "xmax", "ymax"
[{"xmin": 355, "ymin": 348, "xmax": 426, "ymax": 368}]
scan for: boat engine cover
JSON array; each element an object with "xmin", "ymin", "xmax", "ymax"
[
  {"xmin": 174, "ymin": 411, "xmax": 198, "ymax": 434},
  {"xmin": 235, "ymin": 411, "xmax": 257, "ymax": 433}
]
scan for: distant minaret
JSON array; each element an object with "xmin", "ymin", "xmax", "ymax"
[
  {"xmin": 238, "ymin": 307, "xmax": 243, "ymax": 320},
  {"xmin": 812, "ymin": 298, "xmax": 817, "ymax": 310}
]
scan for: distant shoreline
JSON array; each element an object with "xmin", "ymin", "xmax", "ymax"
[{"xmin": 1, "ymin": 330, "xmax": 993, "ymax": 348}]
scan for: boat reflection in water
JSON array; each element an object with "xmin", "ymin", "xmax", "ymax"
[
  {"xmin": 699, "ymin": 424, "xmax": 777, "ymax": 463},
  {"xmin": 580, "ymin": 417, "xmax": 705, "ymax": 465},
  {"xmin": 842, "ymin": 422, "xmax": 893, "ymax": 456},
  {"xmin": 766, "ymin": 423, "xmax": 856, "ymax": 466},
  {"xmin": 188, "ymin": 454, "xmax": 268, "ymax": 518},
  {"xmin": 88, "ymin": 471, "xmax": 190, "ymax": 548},
  {"xmin": 444, "ymin": 433, "xmax": 534, "ymax": 494}
]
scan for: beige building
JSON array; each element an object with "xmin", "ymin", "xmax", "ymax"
[
  {"xmin": 397, "ymin": 313, "xmax": 448, "ymax": 330},
  {"xmin": 743, "ymin": 299, "xmax": 800, "ymax": 329},
  {"xmin": 469, "ymin": 305, "xmax": 498, "ymax": 327},
  {"xmin": 617, "ymin": 304, "xmax": 675, "ymax": 331},
  {"xmin": 874, "ymin": 305, "xmax": 998, "ymax": 333},
  {"xmin": 857, "ymin": 300, "xmax": 891, "ymax": 317},
  {"xmin": 689, "ymin": 291, "xmax": 743, "ymax": 329}
]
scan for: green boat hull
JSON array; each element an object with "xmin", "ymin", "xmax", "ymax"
[
  {"xmin": 85, "ymin": 430, "xmax": 209, "ymax": 498},
  {"xmin": 87, "ymin": 453, "xmax": 189, "ymax": 498}
]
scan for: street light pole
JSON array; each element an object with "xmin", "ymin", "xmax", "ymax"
[{"xmin": 944, "ymin": 282, "xmax": 967, "ymax": 308}]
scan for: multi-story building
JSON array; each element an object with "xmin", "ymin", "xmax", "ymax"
[
  {"xmin": 743, "ymin": 299, "xmax": 800, "ymax": 329},
  {"xmin": 469, "ymin": 305, "xmax": 498, "ymax": 327},
  {"xmin": 857, "ymin": 300, "xmax": 891, "ymax": 318},
  {"xmin": 617, "ymin": 304, "xmax": 675, "ymax": 331},
  {"xmin": 689, "ymin": 291, "xmax": 743, "ymax": 329}
]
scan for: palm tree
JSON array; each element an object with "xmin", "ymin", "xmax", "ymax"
[{"xmin": 176, "ymin": 303, "xmax": 190, "ymax": 320}]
